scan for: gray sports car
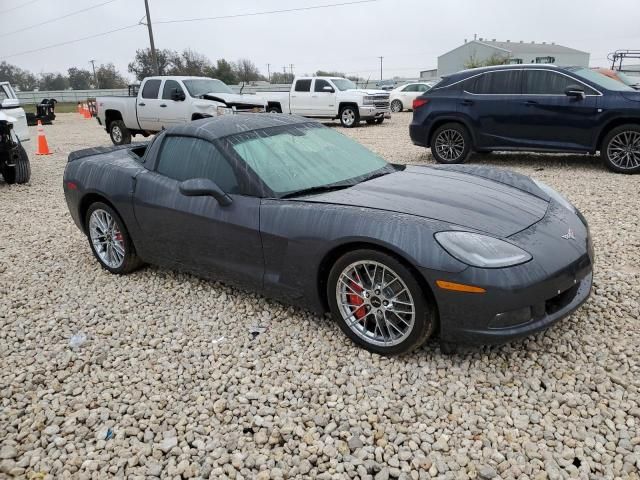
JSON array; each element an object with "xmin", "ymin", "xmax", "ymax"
[{"xmin": 63, "ymin": 114, "xmax": 593, "ymax": 355}]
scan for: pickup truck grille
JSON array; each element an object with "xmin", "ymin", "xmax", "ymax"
[
  {"xmin": 374, "ymin": 99, "xmax": 390, "ymax": 109},
  {"xmin": 231, "ymin": 103, "xmax": 265, "ymax": 112}
]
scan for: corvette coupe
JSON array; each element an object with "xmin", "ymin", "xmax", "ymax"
[{"xmin": 63, "ymin": 115, "xmax": 593, "ymax": 354}]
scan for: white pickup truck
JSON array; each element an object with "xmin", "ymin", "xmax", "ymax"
[
  {"xmin": 0, "ymin": 82, "xmax": 29, "ymax": 142},
  {"xmin": 261, "ymin": 77, "xmax": 391, "ymax": 127},
  {"xmin": 96, "ymin": 76, "xmax": 266, "ymax": 145}
]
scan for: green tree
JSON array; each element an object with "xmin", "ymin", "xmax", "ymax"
[
  {"xmin": 128, "ymin": 48, "xmax": 177, "ymax": 80},
  {"xmin": 67, "ymin": 67, "xmax": 93, "ymax": 89},
  {"xmin": 0, "ymin": 61, "xmax": 38, "ymax": 90},
  {"xmin": 464, "ymin": 53, "xmax": 509, "ymax": 69},
  {"xmin": 39, "ymin": 73, "xmax": 69, "ymax": 90},
  {"xmin": 208, "ymin": 59, "xmax": 237, "ymax": 84},
  {"xmin": 269, "ymin": 72, "xmax": 293, "ymax": 84},
  {"xmin": 170, "ymin": 49, "xmax": 212, "ymax": 76},
  {"xmin": 234, "ymin": 58, "xmax": 264, "ymax": 83},
  {"xmin": 96, "ymin": 63, "xmax": 127, "ymax": 89}
]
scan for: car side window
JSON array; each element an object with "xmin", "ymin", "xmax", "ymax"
[
  {"xmin": 162, "ymin": 80, "xmax": 185, "ymax": 100},
  {"xmin": 314, "ymin": 79, "xmax": 332, "ymax": 92},
  {"xmin": 294, "ymin": 79, "xmax": 312, "ymax": 92},
  {"xmin": 465, "ymin": 70, "xmax": 521, "ymax": 94},
  {"xmin": 141, "ymin": 79, "xmax": 161, "ymax": 99},
  {"xmin": 402, "ymin": 84, "xmax": 417, "ymax": 92},
  {"xmin": 523, "ymin": 70, "xmax": 597, "ymax": 95},
  {"xmin": 416, "ymin": 84, "xmax": 430, "ymax": 92},
  {"xmin": 156, "ymin": 136, "xmax": 239, "ymax": 193},
  {"xmin": 0, "ymin": 87, "xmax": 8, "ymax": 100}
]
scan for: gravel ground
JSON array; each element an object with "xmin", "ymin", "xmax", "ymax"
[{"xmin": 1, "ymin": 112, "xmax": 639, "ymax": 480}]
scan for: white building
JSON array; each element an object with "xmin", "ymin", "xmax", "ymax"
[{"xmin": 435, "ymin": 38, "xmax": 590, "ymax": 77}]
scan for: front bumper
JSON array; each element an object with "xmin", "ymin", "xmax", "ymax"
[{"xmin": 359, "ymin": 105, "xmax": 391, "ymax": 120}]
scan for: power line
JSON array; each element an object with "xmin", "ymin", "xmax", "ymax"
[
  {"xmin": 0, "ymin": 24, "xmax": 140, "ymax": 60},
  {"xmin": 0, "ymin": 0, "xmax": 118, "ymax": 39},
  {"xmin": 0, "ymin": 0, "xmax": 41, "ymax": 15},
  {"xmin": 154, "ymin": 0, "xmax": 379, "ymax": 25}
]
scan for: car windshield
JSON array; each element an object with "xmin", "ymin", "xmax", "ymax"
[
  {"xmin": 567, "ymin": 67, "xmax": 635, "ymax": 92},
  {"xmin": 183, "ymin": 79, "xmax": 234, "ymax": 96},
  {"xmin": 226, "ymin": 123, "xmax": 393, "ymax": 196},
  {"xmin": 331, "ymin": 78, "xmax": 357, "ymax": 91}
]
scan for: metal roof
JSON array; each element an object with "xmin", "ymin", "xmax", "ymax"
[{"xmin": 477, "ymin": 40, "xmax": 589, "ymax": 55}]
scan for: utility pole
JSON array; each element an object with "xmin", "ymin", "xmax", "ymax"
[
  {"xmin": 143, "ymin": 0, "xmax": 159, "ymax": 75},
  {"xmin": 266, "ymin": 63, "xmax": 271, "ymax": 82},
  {"xmin": 290, "ymin": 64, "xmax": 295, "ymax": 77},
  {"xmin": 89, "ymin": 59, "xmax": 98, "ymax": 88},
  {"xmin": 378, "ymin": 56, "xmax": 383, "ymax": 80}
]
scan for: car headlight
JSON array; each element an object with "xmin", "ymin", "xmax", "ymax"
[
  {"xmin": 435, "ymin": 231, "xmax": 532, "ymax": 268},
  {"xmin": 362, "ymin": 96, "xmax": 376, "ymax": 105},
  {"xmin": 533, "ymin": 179, "xmax": 575, "ymax": 212}
]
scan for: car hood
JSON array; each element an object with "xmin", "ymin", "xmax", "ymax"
[
  {"xmin": 299, "ymin": 165, "xmax": 549, "ymax": 237},
  {"xmin": 620, "ymin": 91, "xmax": 640, "ymax": 101},
  {"xmin": 201, "ymin": 92, "xmax": 265, "ymax": 105}
]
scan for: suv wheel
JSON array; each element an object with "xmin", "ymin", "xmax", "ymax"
[
  {"xmin": 431, "ymin": 123, "xmax": 471, "ymax": 164},
  {"xmin": 601, "ymin": 124, "xmax": 640, "ymax": 173}
]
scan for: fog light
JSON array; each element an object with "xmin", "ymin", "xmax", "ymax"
[{"xmin": 489, "ymin": 306, "xmax": 532, "ymax": 329}]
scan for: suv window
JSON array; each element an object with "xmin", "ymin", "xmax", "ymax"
[
  {"xmin": 314, "ymin": 79, "xmax": 333, "ymax": 92},
  {"xmin": 156, "ymin": 136, "xmax": 239, "ymax": 193},
  {"xmin": 141, "ymin": 79, "xmax": 161, "ymax": 99},
  {"xmin": 294, "ymin": 79, "xmax": 312, "ymax": 92},
  {"xmin": 162, "ymin": 80, "xmax": 185, "ymax": 100},
  {"xmin": 465, "ymin": 70, "xmax": 521, "ymax": 94},
  {"xmin": 523, "ymin": 70, "xmax": 597, "ymax": 95}
]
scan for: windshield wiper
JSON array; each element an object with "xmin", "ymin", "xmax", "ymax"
[{"xmin": 280, "ymin": 183, "xmax": 353, "ymax": 199}]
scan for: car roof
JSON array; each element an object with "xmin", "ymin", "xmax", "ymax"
[
  {"xmin": 446, "ymin": 63, "xmax": 577, "ymax": 80},
  {"xmin": 165, "ymin": 113, "xmax": 314, "ymax": 141}
]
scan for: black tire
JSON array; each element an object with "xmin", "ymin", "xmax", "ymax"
[
  {"xmin": 366, "ymin": 119, "xmax": 376, "ymax": 125},
  {"xmin": 267, "ymin": 105, "xmax": 282, "ymax": 113},
  {"xmin": 339, "ymin": 105, "xmax": 360, "ymax": 128},
  {"xmin": 391, "ymin": 99, "xmax": 403, "ymax": 113},
  {"xmin": 85, "ymin": 202, "xmax": 143, "ymax": 274},
  {"xmin": 430, "ymin": 122, "xmax": 472, "ymax": 164},
  {"xmin": 327, "ymin": 249, "xmax": 436, "ymax": 355},
  {"xmin": 1, "ymin": 144, "xmax": 30, "ymax": 184},
  {"xmin": 109, "ymin": 120, "xmax": 131, "ymax": 146},
  {"xmin": 601, "ymin": 124, "xmax": 640, "ymax": 174},
  {"xmin": 375, "ymin": 117, "xmax": 384, "ymax": 124}
]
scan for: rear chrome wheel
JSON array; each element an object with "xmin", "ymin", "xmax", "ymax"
[
  {"xmin": 430, "ymin": 122, "xmax": 472, "ymax": 164},
  {"xmin": 85, "ymin": 202, "xmax": 142, "ymax": 274},
  {"xmin": 89, "ymin": 209, "xmax": 125, "ymax": 269},
  {"xmin": 391, "ymin": 99, "xmax": 403, "ymax": 112},
  {"xmin": 603, "ymin": 127, "xmax": 640, "ymax": 173},
  {"xmin": 328, "ymin": 249, "xmax": 436, "ymax": 355},
  {"xmin": 336, "ymin": 260, "xmax": 415, "ymax": 347}
]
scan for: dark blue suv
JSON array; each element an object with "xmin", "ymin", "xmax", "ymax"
[{"xmin": 410, "ymin": 64, "xmax": 640, "ymax": 173}]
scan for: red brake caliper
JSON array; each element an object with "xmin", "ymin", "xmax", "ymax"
[{"xmin": 348, "ymin": 279, "xmax": 366, "ymax": 320}]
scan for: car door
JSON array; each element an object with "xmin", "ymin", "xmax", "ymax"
[
  {"xmin": 310, "ymin": 79, "xmax": 337, "ymax": 116},
  {"xmin": 514, "ymin": 69, "xmax": 601, "ymax": 150},
  {"xmin": 158, "ymin": 79, "xmax": 190, "ymax": 129},
  {"xmin": 137, "ymin": 79, "xmax": 163, "ymax": 131},
  {"xmin": 457, "ymin": 69, "xmax": 523, "ymax": 149},
  {"xmin": 132, "ymin": 135, "xmax": 264, "ymax": 290},
  {"xmin": 400, "ymin": 84, "xmax": 419, "ymax": 107},
  {"xmin": 289, "ymin": 79, "xmax": 314, "ymax": 116}
]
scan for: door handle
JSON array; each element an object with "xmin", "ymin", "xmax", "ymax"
[
  {"xmin": 160, "ymin": 104, "xmax": 167, "ymax": 107},
  {"xmin": 524, "ymin": 100, "xmax": 538, "ymax": 106},
  {"xmin": 311, "ymin": 95, "xmax": 318, "ymax": 98},
  {"xmin": 461, "ymin": 99, "xmax": 473, "ymax": 106},
  {"xmin": 138, "ymin": 102, "xmax": 146, "ymax": 106}
]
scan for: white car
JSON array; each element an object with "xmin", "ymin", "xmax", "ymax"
[{"xmin": 389, "ymin": 82, "xmax": 433, "ymax": 112}]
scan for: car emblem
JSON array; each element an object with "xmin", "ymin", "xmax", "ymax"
[{"xmin": 561, "ymin": 228, "xmax": 575, "ymax": 240}]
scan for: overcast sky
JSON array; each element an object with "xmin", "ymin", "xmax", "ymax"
[{"xmin": 0, "ymin": 0, "xmax": 638, "ymax": 82}]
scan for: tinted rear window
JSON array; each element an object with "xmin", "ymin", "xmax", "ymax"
[
  {"xmin": 465, "ymin": 70, "xmax": 521, "ymax": 94},
  {"xmin": 294, "ymin": 79, "xmax": 312, "ymax": 92},
  {"xmin": 142, "ymin": 79, "xmax": 161, "ymax": 99}
]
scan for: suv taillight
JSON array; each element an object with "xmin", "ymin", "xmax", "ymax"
[{"xmin": 413, "ymin": 98, "xmax": 429, "ymax": 110}]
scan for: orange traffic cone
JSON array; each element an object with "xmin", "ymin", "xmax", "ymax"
[
  {"xmin": 36, "ymin": 120, "xmax": 51, "ymax": 155},
  {"xmin": 77, "ymin": 103, "xmax": 82, "ymax": 114},
  {"xmin": 83, "ymin": 104, "xmax": 92, "ymax": 119}
]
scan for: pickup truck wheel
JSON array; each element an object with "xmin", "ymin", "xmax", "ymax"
[
  {"xmin": 366, "ymin": 119, "xmax": 376, "ymax": 125},
  {"xmin": 340, "ymin": 106, "xmax": 359, "ymax": 128},
  {"xmin": 109, "ymin": 120, "xmax": 131, "ymax": 146},
  {"xmin": 375, "ymin": 117, "xmax": 384, "ymax": 125},
  {"xmin": 268, "ymin": 105, "xmax": 282, "ymax": 113},
  {"xmin": 1, "ymin": 144, "xmax": 30, "ymax": 185},
  {"xmin": 85, "ymin": 202, "xmax": 142, "ymax": 274}
]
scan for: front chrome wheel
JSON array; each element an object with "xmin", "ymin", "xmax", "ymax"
[
  {"xmin": 336, "ymin": 260, "xmax": 415, "ymax": 347},
  {"xmin": 607, "ymin": 131, "xmax": 640, "ymax": 170},
  {"xmin": 434, "ymin": 129, "xmax": 465, "ymax": 162},
  {"xmin": 89, "ymin": 209, "xmax": 125, "ymax": 269},
  {"xmin": 341, "ymin": 108, "xmax": 356, "ymax": 127}
]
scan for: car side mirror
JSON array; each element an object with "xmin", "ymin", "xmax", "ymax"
[
  {"xmin": 0, "ymin": 98, "xmax": 20, "ymax": 109},
  {"xmin": 179, "ymin": 178, "xmax": 232, "ymax": 206},
  {"xmin": 565, "ymin": 85, "xmax": 585, "ymax": 99},
  {"xmin": 322, "ymin": 85, "xmax": 335, "ymax": 93},
  {"xmin": 171, "ymin": 88, "xmax": 186, "ymax": 101}
]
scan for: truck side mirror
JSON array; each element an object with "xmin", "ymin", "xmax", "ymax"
[
  {"xmin": 322, "ymin": 85, "xmax": 335, "ymax": 93},
  {"xmin": 171, "ymin": 88, "xmax": 186, "ymax": 101}
]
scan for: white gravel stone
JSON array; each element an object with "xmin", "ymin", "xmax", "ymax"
[{"xmin": 1, "ymin": 113, "xmax": 639, "ymax": 479}]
